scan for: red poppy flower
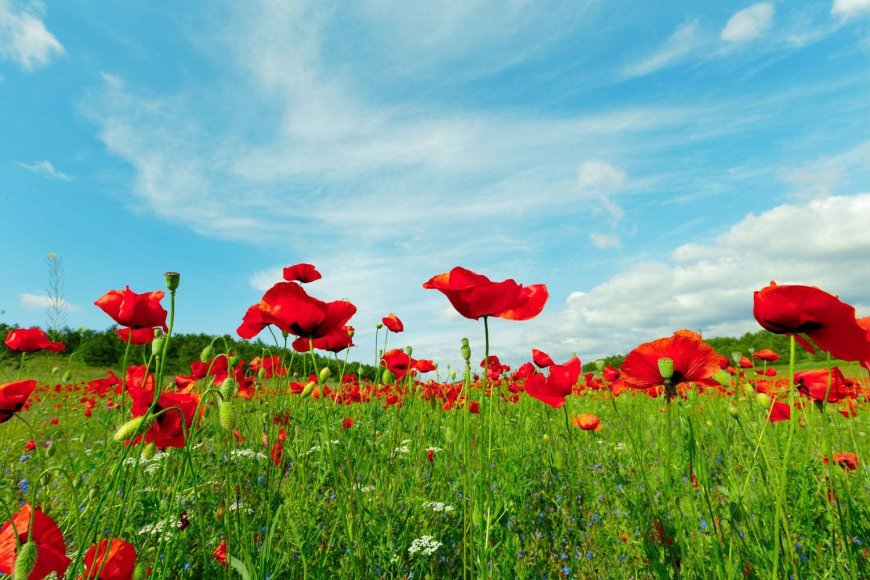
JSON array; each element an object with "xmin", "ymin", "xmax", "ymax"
[
  {"xmin": 739, "ymin": 356, "xmax": 753, "ymax": 369},
  {"xmin": 513, "ymin": 362, "xmax": 535, "ymax": 380},
  {"xmin": 767, "ymin": 401, "xmax": 791, "ymax": 423},
  {"xmin": 4, "ymin": 328, "xmax": 65, "ymax": 353},
  {"xmin": 381, "ymin": 349, "xmax": 415, "ymax": 381},
  {"xmin": 752, "ymin": 349, "xmax": 780, "ymax": 363},
  {"xmin": 753, "ymin": 282, "xmax": 870, "ymax": 365},
  {"xmin": 0, "ymin": 380, "xmax": 36, "ymax": 424},
  {"xmin": 292, "ymin": 325, "xmax": 354, "ymax": 353},
  {"xmin": 794, "ymin": 367, "xmax": 855, "ymax": 403},
  {"xmin": 532, "ymin": 349, "xmax": 554, "ymax": 369},
  {"xmin": 571, "ymin": 413, "xmax": 601, "ymax": 431},
  {"xmin": 620, "ymin": 331, "xmax": 721, "ymax": 394},
  {"xmin": 832, "ymin": 452, "xmax": 859, "ymax": 471},
  {"xmin": 414, "ymin": 359, "xmax": 436, "ymax": 374},
  {"xmin": 282, "ymin": 263, "xmax": 322, "ymax": 283},
  {"xmin": 237, "ymin": 282, "xmax": 356, "ymax": 340},
  {"xmin": 422, "ymin": 267, "xmax": 548, "ymax": 321},
  {"xmin": 341, "ymin": 417, "xmax": 354, "ymax": 430},
  {"xmin": 95, "ymin": 287, "xmax": 168, "ymax": 331},
  {"xmin": 127, "ymin": 388, "xmax": 202, "ymax": 449},
  {"xmin": 524, "ymin": 356, "xmax": 582, "ymax": 408},
  {"xmin": 0, "ymin": 504, "xmax": 70, "ymax": 580},
  {"xmin": 214, "ymin": 539, "xmax": 228, "ymax": 568},
  {"xmin": 115, "ymin": 327, "xmax": 156, "ymax": 345},
  {"xmin": 82, "ymin": 538, "xmax": 137, "ymax": 580},
  {"xmin": 382, "ymin": 313, "xmax": 404, "ymax": 333}
]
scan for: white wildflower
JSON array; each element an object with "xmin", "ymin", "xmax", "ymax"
[
  {"xmin": 408, "ymin": 535, "xmax": 442, "ymax": 556},
  {"xmin": 422, "ymin": 502, "xmax": 454, "ymax": 513}
]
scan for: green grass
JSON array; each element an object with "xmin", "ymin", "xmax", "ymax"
[{"xmin": 1, "ymin": 353, "xmax": 868, "ymax": 579}]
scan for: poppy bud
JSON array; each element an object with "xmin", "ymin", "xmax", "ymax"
[
  {"xmin": 257, "ymin": 367, "xmax": 266, "ymax": 380},
  {"xmin": 382, "ymin": 369, "xmax": 394, "ymax": 384},
  {"xmin": 450, "ymin": 371, "xmax": 457, "ymax": 380},
  {"xmin": 731, "ymin": 351, "xmax": 742, "ymax": 365},
  {"xmin": 51, "ymin": 366, "xmax": 60, "ymax": 375},
  {"xmin": 113, "ymin": 415, "xmax": 154, "ymax": 443},
  {"xmin": 594, "ymin": 360, "xmax": 605, "ymax": 372},
  {"xmin": 319, "ymin": 367, "xmax": 331, "ymax": 383},
  {"xmin": 300, "ymin": 381, "xmax": 316, "ymax": 398},
  {"xmin": 348, "ymin": 328, "xmax": 355, "ymax": 338},
  {"xmin": 228, "ymin": 355, "xmax": 240, "ymax": 367},
  {"xmin": 133, "ymin": 563, "xmax": 150, "ymax": 580},
  {"xmin": 164, "ymin": 271, "xmax": 181, "ymax": 292},
  {"xmin": 143, "ymin": 442, "xmax": 157, "ymax": 460},
  {"xmin": 14, "ymin": 541, "xmax": 38, "ymax": 580},
  {"xmin": 657, "ymin": 358, "xmax": 674, "ymax": 380},
  {"xmin": 219, "ymin": 402, "xmax": 235, "ymax": 430},
  {"xmin": 200, "ymin": 344, "xmax": 214, "ymax": 363},
  {"xmin": 743, "ymin": 384, "xmax": 755, "ymax": 397},
  {"xmin": 62, "ymin": 370, "xmax": 72, "ymax": 383},
  {"xmin": 220, "ymin": 378, "xmax": 237, "ymax": 400},
  {"xmin": 376, "ymin": 322, "xmax": 383, "ymax": 329},
  {"xmin": 727, "ymin": 404, "xmax": 739, "ymax": 419},
  {"xmin": 43, "ymin": 441, "xmax": 56, "ymax": 458},
  {"xmin": 405, "ymin": 346, "xmax": 413, "ymax": 356},
  {"xmin": 755, "ymin": 393, "xmax": 771, "ymax": 409}
]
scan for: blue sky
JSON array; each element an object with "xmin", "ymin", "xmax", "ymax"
[{"xmin": 2, "ymin": 0, "xmax": 869, "ymax": 371}]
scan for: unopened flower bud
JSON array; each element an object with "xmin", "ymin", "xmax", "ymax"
[
  {"xmin": 220, "ymin": 378, "xmax": 237, "ymax": 400},
  {"xmin": 219, "ymin": 402, "xmax": 235, "ymax": 430},
  {"xmin": 14, "ymin": 541, "xmax": 38, "ymax": 580},
  {"xmin": 61, "ymin": 370, "xmax": 72, "ymax": 383},
  {"xmin": 257, "ymin": 367, "xmax": 266, "ymax": 380},
  {"xmin": 405, "ymin": 346, "xmax": 413, "ymax": 356},
  {"xmin": 228, "ymin": 355, "xmax": 240, "ymax": 367},
  {"xmin": 113, "ymin": 416, "xmax": 154, "ymax": 443},
  {"xmin": 376, "ymin": 322, "xmax": 383, "ymax": 329},
  {"xmin": 755, "ymin": 393, "xmax": 771, "ymax": 409},
  {"xmin": 43, "ymin": 441, "xmax": 56, "ymax": 458},
  {"xmin": 319, "ymin": 367, "xmax": 331, "ymax": 383},
  {"xmin": 382, "ymin": 369, "xmax": 394, "ymax": 384},
  {"xmin": 51, "ymin": 366, "xmax": 60, "ymax": 375},
  {"xmin": 142, "ymin": 442, "xmax": 157, "ymax": 460},
  {"xmin": 164, "ymin": 271, "xmax": 181, "ymax": 292},
  {"xmin": 743, "ymin": 383, "xmax": 756, "ymax": 397},
  {"xmin": 151, "ymin": 334, "xmax": 165, "ymax": 357},
  {"xmin": 727, "ymin": 404, "xmax": 739, "ymax": 419},
  {"xmin": 594, "ymin": 360, "xmax": 605, "ymax": 372},
  {"xmin": 657, "ymin": 358, "xmax": 674, "ymax": 380},
  {"xmin": 300, "ymin": 381, "xmax": 316, "ymax": 398},
  {"xmin": 347, "ymin": 328, "xmax": 355, "ymax": 338},
  {"xmin": 200, "ymin": 344, "xmax": 214, "ymax": 363},
  {"xmin": 132, "ymin": 563, "xmax": 150, "ymax": 580},
  {"xmin": 731, "ymin": 351, "xmax": 742, "ymax": 365}
]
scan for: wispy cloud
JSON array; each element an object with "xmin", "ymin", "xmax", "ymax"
[
  {"xmin": 779, "ymin": 140, "xmax": 870, "ymax": 199},
  {"xmin": 15, "ymin": 159, "xmax": 71, "ymax": 181},
  {"xmin": 588, "ymin": 233, "xmax": 621, "ymax": 250},
  {"xmin": 0, "ymin": 0, "xmax": 64, "ymax": 70},
  {"xmin": 624, "ymin": 20, "xmax": 702, "ymax": 78},
  {"xmin": 832, "ymin": 0, "xmax": 870, "ymax": 19},
  {"xmin": 721, "ymin": 3, "xmax": 775, "ymax": 43},
  {"xmin": 20, "ymin": 292, "xmax": 80, "ymax": 312}
]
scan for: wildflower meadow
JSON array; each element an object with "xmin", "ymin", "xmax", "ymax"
[{"xmin": 0, "ymin": 266, "xmax": 867, "ymax": 579}]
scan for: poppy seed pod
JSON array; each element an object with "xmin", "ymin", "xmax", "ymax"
[
  {"xmin": 657, "ymin": 358, "xmax": 674, "ymax": 380},
  {"xmin": 151, "ymin": 335, "xmax": 165, "ymax": 357},
  {"xmin": 14, "ymin": 541, "xmax": 38, "ymax": 580},
  {"xmin": 461, "ymin": 338, "xmax": 471, "ymax": 362},
  {"xmin": 164, "ymin": 271, "xmax": 180, "ymax": 292}
]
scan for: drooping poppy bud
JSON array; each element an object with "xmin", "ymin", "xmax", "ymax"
[
  {"xmin": 14, "ymin": 541, "xmax": 38, "ymax": 580},
  {"xmin": 219, "ymin": 402, "xmax": 235, "ymax": 430},
  {"xmin": 220, "ymin": 378, "xmax": 237, "ymax": 401},
  {"xmin": 200, "ymin": 344, "xmax": 214, "ymax": 363},
  {"xmin": 113, "ymin": 415, "xmax": 154, "ymax": 443}
]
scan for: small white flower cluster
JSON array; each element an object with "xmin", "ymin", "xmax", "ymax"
[
  {"xmin": 408, "ymin": 535, "xmax": 442, "ymax": 556},
  {"xmin": 426, "ymin": 446, "xmax": 442, "ymax": 453},
  {"xmin": 395, "ymin": 439, "xmax": 412, "ymax": 454},
  {"xmin": 615, "ymin": 442, "xmax": 626, "ymax": 451},
  {"xmin": 230, "ymin": 449, "xmax": 267, "ymax": 461},
  {"xmin": 138, "ymin": 520, "xmax": 173, "ymax": 542},
  {"xmin": 422, "ymin": 501, "xmax": 454, "ymax": 513},
  {"xmin": 353, "ymin": 484, "xmax": 375, "ymax": 493}
]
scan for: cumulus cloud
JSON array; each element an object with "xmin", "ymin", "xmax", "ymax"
[
  {"xmin": 0, "ymin": 0, "xmax": 64, "ymax": 70},
  {"xmin": 547, "ymin": 194, "xmax": 870, "ymax": 359},
  {"xmin": 721, "ymin": 3, "xmax": 775, "ymax": 43},
  {"xmin": 20, "ymin": 292, "xmax": 79, "ymax": 312},
  {"xmin": 832, "ymin": 0, "xmax": 870, "ymax": 19},
  {"xmin": 624, "ymin": 20, "xmax": 701, "ymax": 78},
  {"xmin": 16, "ymin": 160, "xmax": 71, "ymax": 181}
]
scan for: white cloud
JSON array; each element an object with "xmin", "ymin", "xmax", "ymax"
[
  {"xmin": 721, "ymin": 3, "xmax": 775, "ymax": 43},
  {"xmin": 832, "ymin": 0, "xmax": 870, "ymax": 19},
  {"xmin": 20, "ymin": 292, "xmax": 80, "ymax": 312},
  {"xmin": 544, "ymin": 194, "xmax": 870, "ymax": 359},
  {"xmin": 577, "ymin": 160, "xmax": 627, "ymax": 228},
  {"xmin": 588, "ymin": 233, "xmax": 621, "ymax": 250},
  {"xmin": 624, "ymin": 20, "xmax": 701, "ymax": 78},
  {"xmin": 780, "ymin": 140, "xmax": 870, "ymax": 199},
  {"xmin": 0, "ymin": 0, "xmax": 64, "ymax": 70},
  {"xmin": 15, "ymin": 159, "xmax": 71, "ymax": 181}
]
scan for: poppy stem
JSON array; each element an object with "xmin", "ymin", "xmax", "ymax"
[{"xmin": 17, "ymin": 352, "xmax": 25, "ymax": 381}]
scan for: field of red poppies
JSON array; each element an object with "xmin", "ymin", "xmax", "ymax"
[{"xmin": 1, "ymin": 265, "xmax": 868, "ymax": 579}]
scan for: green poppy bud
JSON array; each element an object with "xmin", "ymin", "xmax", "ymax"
[
  {"xmin": 61, "ymin": 370, "xmax": 72, "ymax": 383},
  {"xmin": 200, "ymin": 344, "xmax": 214, "ymax": 363},
  {"xmin": 300, "ymin": 381, "xmax": 316, "ymax": 398},
  {"xmin": 594, "ymin": 360, "xmax": 605, "ymax": 372},
  {"xmin": 219, "ymin": 402, "xmax": 235, "ymax": 430},
  {"xmin": 113, "ymin": 415, "xmax": 154, "ymax": 443},
  {"xmin": 164, "ymin": 271, "xmax": 181, "ymax": 292},
  {"xmin": 731, "ymin": 351, "xmax": 742, "ymax": 365},
  {"xmin": 382, "ymin": 369, "xmax": 394, "ymax": 384},
  {"xmin": 220, "ymin": 378, "xmax": 237, "ymax": 400},
  {"xmin": 376, "ymin": 322, "xmax": 383, "ymax": 329},
  {"xmin": 43, "ymin": 441, "xmax": 56, "ymax": 458},
  {"xmin": 14, "ymin": 541, "xmax": 38, "ymax": 580},
  {"xmin": 755, "ymin": 393, "xmax": 771, "ymax": 409},
  {"xmin": 319, "ymin": 367, "xmax": 331, "ymax": 383},
  {"xmin": 228, "ymin": 355, "xmax": 240, "ymax": 367},
  {"xmin": 142, "ymin": 442, "xmax": 157, "ymax": 460},
  {"xmin": 133, "ymin": 562, "xmax": 150, "ymax": 580},
  {"xmin": 727, "ymin": 404, "xmax": 739, "ymax": 419},
  {"xmin": 405, "ymin": 346, "xmax": 413, "ymax": 356},
  {"xmin": 743, "ymin": 383, "xmax": 756, "ymax": 397},
  {"xmin": 51, "ymin": 366, "xmax": 60, "ymax": 375},
  {"xmin": 257, "ymin": 367, "xmax": 266, "ymax": 380},
  {"xmin": 657, "ymin": 358, "xmax": 674, "ymax": 380},
  {"xmin": 151, "ymin": 335, "xmax": 165, "ymax": 357}
]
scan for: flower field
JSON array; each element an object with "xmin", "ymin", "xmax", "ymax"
[{"xmin": 1, "ymin": 266, "xmax": 868, "ymax": 579}]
